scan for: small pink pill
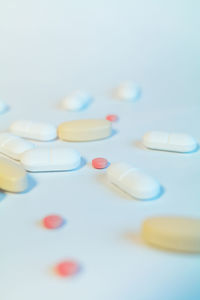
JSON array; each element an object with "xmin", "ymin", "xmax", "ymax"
[
  {"xmin": 43, "ymin": 215, "xmax": 64, "ymax": 229},
  {"xmin": 106, "ymin": 114, "xmax": 118, "ymax": 122},
  {"xmin": 56, "ymin": 260, "xmax": 80, "ymax": 277},
  {"xmin": 92, "ymin": 157, "xmax": 108, "ymax": 169}
]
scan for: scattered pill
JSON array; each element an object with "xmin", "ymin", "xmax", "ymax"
[
  {"xmin": 0, "ymin": 156, "xmax": 27, "ymax": 192},
  {"xmin": 92, "ymin": 157, "xmax": 108, "ymax": 169},
  {"xmin": 107, "ymin": 162, "xmax": 160, "ymax": 200},
  {"xmin": 21, "ymin": 146, "xmax": 81, "ymax": 172},
  {"xmin": 114, "ymin": 82, "xmax": 141, "ymax": 101},
  {"xmin": 142, "ymin": 131, "xmax": 197, "ymax": 153},
  {"xmin": 43, "ymin": 215, "xmax": 65, "ymax": 229},
  {"xmin": 55, "ymin": 260, "xmax": 80, "ymax": 277},
  {"xmin": 142, "ymin": 216, "xmax": 200, "ymax": 253},
  {"xmin": 60, "ymin": 91, "xmax": 93, "ymax": 111},
  {"xmin": 58, "ymin": 119, "xmax": 112, "ymax": 142},
  {"xmin": 0, "ymin": 101, "xmax": 9, "ymax": 114},
  {"xmin": 106, "ymin": 114, "xmax": 118, "ymax": 122},
  {"xmin": 0, "ymin": 133, "xmax": 35, "ymax": 160},
  {"xmin": 10, "ymin": 120, "xmax": 57, "ymax": 141}
]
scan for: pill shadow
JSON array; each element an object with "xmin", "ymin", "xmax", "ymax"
[
  {"xmin": 0, "ymin": 192, "xmax": 6, "ymax": 202},
  {"xmin": 20, "ymin": 174, "xmax": 37, "ymax": 194},
  {"xmin": 98, "ymin": 173, "xmax": 164, "ymax": 201}
]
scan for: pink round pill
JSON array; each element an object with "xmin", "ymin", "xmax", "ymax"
[
  {"xmin": 92, "ymin": 157, "xmax": 108, "ymax": 169},
  {"xmin": 43, "ymin": 215, "xmax": 64, "ymax": 229},
  {"xmin": 106, "ymin": 114, "xmax": 118, "ymax": 122},
  {"xmin": 56, "ymin": 260, "xmax": 80, "ymax": 277}
]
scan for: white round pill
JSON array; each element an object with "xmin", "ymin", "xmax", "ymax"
[
  {"xmin": 60, "ymin": 91, "xmax": 93, "ymax": 111},
  {"xmin": 113, "ymin": 82, "xmax": 141, "ymax": 101}
]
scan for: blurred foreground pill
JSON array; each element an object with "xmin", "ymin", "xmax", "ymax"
[
  {"xmin": 60, "ymin": 91, "xmax": 93, "ymax": 111},
  {"xmin": 21, "ymin": 146, "xmax": 81, "ymax": 172},
  {"xmin": 43, "ymin": 215, "xmax": 65, "ymax": 229},
  {"xmin": 142, "ymin": 217, "xmax": 200, "ymax": 253},
  {"xmin": 142, "ymin": 131, "xmax": 197, "ymax": 153},
  {"xmin": 0, "ymin": 156, "xmax": 27, "ymax": 192},
  {"xmin": 113, "ymin": 82, "xmax": 141, "ymax": 101},
  {"xmin": 0, "ymin": 133, "xmax": 34, "ymax": 160},
  {"xmin": 92, "ymin": 157, "xmax": 108, "ymax": 169},
  {"xmin": 106, "ymin": 114, "xmax": 118, "ymax": 122},
  {"xmin": 58, "ymin": 119, "xmax": 112, "ymax": 142},
  {"xmin": 55, "ymin": 260, "xmax": 80, "ymax": 277},
  {"xmin": 107, "ymin": 162, "xmax": 160, "ymax": 200},
  {"xmin": 0, "ymin": 101, "xmax": 9, "ymax": 114},
  {"xmin": 10, "ymin": 120, "xmax": 57, "ymax": 141}
]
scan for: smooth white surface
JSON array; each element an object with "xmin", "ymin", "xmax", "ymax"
[
  {"xmin": 143, "ymin": 131, "xmax": 197, "ymax": 153},
  {"xmin": 10, "ymin": 120, "xmax": 57, "ymax": 141},
  {"xmin": 0, "ymin": 1, "xmax": 200, "ymax": 300},
  {"xmin": 107, "ymin": 162, "xmax": 160, "ymax": 200},
  {"xmin": 60, "ymin": 91, "xmax": 93, "ymax": 111},
  {"xmin": 21, "ymin": 147, "xmax": 81, "ymax": 172},
  {"xmin": 0, "ymin": 133, "xmax": 35, "ymax": 160}
]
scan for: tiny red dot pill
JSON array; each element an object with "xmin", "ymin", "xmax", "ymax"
[
  {"xmin": 106, "ymin": 114, "xmax": 118, "ymax": 122},
  {"xmin": 43, "ymin": 215, "xmax": 64, "ymax": 229},
  {"xmin": 56, "ymin": 260, "xmax": 79, "ymax": 277},
  {"xmin": 92, "ymin": 157, "xmax": 109, "ymax": 169}
]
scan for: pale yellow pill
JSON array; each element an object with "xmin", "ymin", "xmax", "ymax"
[
  {"xmin": 0, "ymin": 156, "xmax": 27, "ymax": 192},
  {"xmin": 58, "ymin": 119, "xmax": 112, "ymax": 142},
  {"xmin": 142, "ymin": 217, "xmax": 200, "ymax": 253}
]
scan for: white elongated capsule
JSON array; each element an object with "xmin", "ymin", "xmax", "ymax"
[
  {"xmin": 142, "ymin": 131, "xmax": 197, "ymax": 153},
  {"xmin": 10, "ymin": 120, "xmax": 57, "ymax": 141},
  {"xmin": 0, "ymin": 101, "xmax": 9, "ymax": 114},
  {"xmin": 107, "ymin": 162, "xmax": 160, "ymax": 200},
  {"xmin": 21, "ymin": 147, "xmax": 81, "ymax": 172},
  {"xmin": 60, "ymin": 91, "xmax": 93, "ymax": 111},
  {"xmin": 114, "ymin": 82, "xmax": 141, "ymax": 101},
  {"xmin": 0, "ymin": 133, "xmax": 34, "ymax": 160}
]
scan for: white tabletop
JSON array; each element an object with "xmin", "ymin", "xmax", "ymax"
[{"xmin": 0, "ymin": 1, "xmax": 200, "ymax": 299}]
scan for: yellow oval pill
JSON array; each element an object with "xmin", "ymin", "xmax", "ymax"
[
  {"xmin": 58, "ymin": 119, "xmax": 112, "ymax": 142},
  {"xmin": 0, "ymin": 156, "xmax": 27, "ymax": 192},
  {"xmin": 142, "ymin": 217, "xmax": 200, "ymax": 253}
]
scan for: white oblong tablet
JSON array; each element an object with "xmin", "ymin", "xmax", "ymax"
[
  {"xmin": 0, "ymin": 133, "xmax": 35, "ymax": 160},
  {"xmin": 21, "ymin": 146, "xmax": 81, "ymax": 172},
  {"xmin": 0, "ymin": 101, "xmax": 9, "ymax": 114},
  {"xmin": 113, "ymin": 82, "xmax": 141, "ymax": 101},
  {"xmin": 142, "ymin": 216, "xmax": 200, "ymax": 253},
  {"xmin": 10, "ymin": 120, "xmax": 57, "ymax": 141},
  {"xmin": 142, "ymin": 131, "xmax": 197, "ymax": 153},
  {"xmin": 60, "ymin": 91, "xmax": 93, "ymax": 111},
  {"xmin": 107, "ymin": 162, "xmax": 160, "ymax": 200}
]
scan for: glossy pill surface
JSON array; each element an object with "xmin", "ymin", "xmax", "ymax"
[
  {"xmin": 106, "ymin": 114, "xmax": 118, "ymax": 122},
  {"xmin": 92, "ymin": 157, "xmax": 108, "ymax": 169},
  {"xmin": 60, "ymin": 91, "xmax": 93, "ymax": 111},
  {"xmin": 0, "ymin": 156, "xmax": 27, "ymax": 192},
  {"xmin": 56, "ymin": 261, "xmax": 80, "ymax": 277},
  {"xmin": 43, "ymin": 215, "xmax": 65, "ymax": 229},
  {"xmin": 142, "ymin": 217, "xmax": 200, "ymax": 253},
  {"xmin": 107, "ymin": 162, "xmax": 160, "ymax": 200},
  {"xmin": 142, "ymin": 131, "xmax": 197, "ymax": 153},
  {"xmin": 58, "ymin": 119, "xmax": 112, "ymax": 142},
  {"xmin": 21, "ymin": 146, "xmax": 81, "ymax": 172},
  {"xmin": 10, "ymin": 120, "xmax": 57, "ymax": 141},
  {"xmin": 0, "ymin": 133, "xmax": 34, "ymax": 160}
]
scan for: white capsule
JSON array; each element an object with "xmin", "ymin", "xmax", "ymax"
[
  {"xmin": 107, "ymin": 162, "xmax": 160, "ymax": 200},
  {"xmin": 21, "ymin": 146, "xmax": 81, "ymax": 172},
  {"xmin": 0, "ymin": 101, "xmax": 9, "ymax": 114},
  {"xmin": 10, "ymin": 120, "xmax": 57, "ymax": 141},
  {"xmin": 142, "ymin": 131, "xmax": 197, "ymax": 153},
  {"xmin": 60, "ymin": 91, "xmax": 93, "ymax": 111},
  {"xmin": 114, "ymin": 82, "xmax": 141, "ymax": 101},
  {"xmin": 0, "ymin": 133, "xmax": 35, "ymax": 160}
]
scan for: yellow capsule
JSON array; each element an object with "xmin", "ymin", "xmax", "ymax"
[
  {"xmin": 0, "ymin": 156, "xmax": 27, "ymax": 192},
  {"xmin": 58, "ymin": 119, "xmax": 112, "ymax": 142},
  {"xmin": 142, "ymin": 216, "xmax": 200, "ymax": 253}
]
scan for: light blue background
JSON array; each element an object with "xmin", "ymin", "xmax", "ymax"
[{"xmin": 0, "ymin": 1, "xmax": 200, "ymax": 300}]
